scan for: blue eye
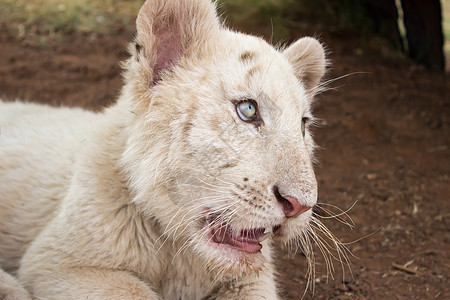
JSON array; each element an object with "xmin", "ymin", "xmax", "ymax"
[
  {"xmin": 236, "ymin": 100, "xmax": 257, "ymax": 121},
  {"xmin": 301, "ymin": 117, "xmax": 308, "ymax": 137}
]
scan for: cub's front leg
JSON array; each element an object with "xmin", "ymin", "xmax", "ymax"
[
  {"xmin": 19, "ymin": 267, "xmax": 160, "ymax": 300},
  {"xmin": 0, "ymin": 268, "xmax": 32, "ymax": 300},
  {"xmin": 208, "ymin": 273, "xmax": 279, "ymax": 300}
]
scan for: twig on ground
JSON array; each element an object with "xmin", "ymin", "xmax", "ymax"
[{"xmin": 391, "ymin": 262, "xmax": 421, "ymax": 275}]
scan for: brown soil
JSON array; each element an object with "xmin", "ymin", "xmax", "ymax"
[{"xmin": 0, "ymin": 22, "xmax": 448, "ymax": 299}]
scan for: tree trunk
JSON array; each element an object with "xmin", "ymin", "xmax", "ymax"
[
  {"xmin": 401, "ymin": 0, "xmax": 444, "ymax": 71},
  {"xmin": 365, "ymin": 0, "xmax": 404, "ymax": 51}
]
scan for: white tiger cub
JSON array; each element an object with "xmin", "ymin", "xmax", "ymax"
[{"xmin": 0, "ymin": 0, "xmax": 326, "ymax": 298}]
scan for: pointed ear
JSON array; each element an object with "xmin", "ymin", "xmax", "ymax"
[
  {"xmin": 135, "ymin": 0, "xmax": 220, "ymax": 86},
  {"xmin": 283, "ymin": 37, "xmax": 327, "ymax": 94}
]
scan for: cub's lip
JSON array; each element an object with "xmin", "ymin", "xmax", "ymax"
[{"xmin": 206, "ymin": 215, "xmax": 281, "ymax": 253}]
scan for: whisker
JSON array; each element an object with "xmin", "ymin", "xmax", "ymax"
[
  {"xmin": 314, "ymin": 71, "xmax": 369, "ymax": 95},
  {"xmin": 315, "ymin": 201, "xmax": 357, "ymax": 226}
]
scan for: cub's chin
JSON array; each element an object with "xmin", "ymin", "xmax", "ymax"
[
  {"xmin": 194, "ymin": 224, "xmax": 270, "ymax": 276},
  {"xmin": 192, "ymin": 210, "xmax": 313, "ymax": 275}
]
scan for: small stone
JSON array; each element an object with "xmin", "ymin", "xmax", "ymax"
[{"xmin": 366, "ymin": 173, "xmax": 377, "ymax": 180}]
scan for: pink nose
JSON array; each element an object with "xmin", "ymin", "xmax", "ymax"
[
  {"xmin": 274, "ymin": 187, "xmax": 312, "ymax": 218},
  {"xmin": 282, "ymin": 195, "xmax": 312, "ymax": 218}
]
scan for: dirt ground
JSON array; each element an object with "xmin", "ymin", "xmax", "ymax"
[{"xmin": 0, "ymin": 20, "xmax": 449, "ymax": 300}]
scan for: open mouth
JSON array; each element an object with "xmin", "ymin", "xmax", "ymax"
[{"xmin": 206, "ymin": 215, "xmax": 281, "ymax": 253}]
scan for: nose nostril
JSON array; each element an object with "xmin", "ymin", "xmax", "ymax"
[{"xmin": 273, "ymin": 185, "xmax": 312, "ymax": 218}]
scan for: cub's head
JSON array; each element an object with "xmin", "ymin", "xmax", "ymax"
[{"xmin": 121, "ymin": 0, "xmax": 326, "ymax": 274}]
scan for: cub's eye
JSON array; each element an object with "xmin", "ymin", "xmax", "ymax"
[
  {"xmin": 301, "ymin": 117, "xmax": 308, "ymax": 137},
  {"xmin": 236, "ymin": 100, "xmax": 257, "ymax": 122}
]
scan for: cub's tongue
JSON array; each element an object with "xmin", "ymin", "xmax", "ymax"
[{"xmin": 211, "ymin": 225, "xmax": 264, "ymax": 253}]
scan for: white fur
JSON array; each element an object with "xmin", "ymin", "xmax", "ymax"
[{"xmin": 0, "ymin": 0, "xmax": 326, "ymax": 299}]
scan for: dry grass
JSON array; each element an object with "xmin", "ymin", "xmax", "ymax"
[
  {"xmin": 0, "ymin": 0, "xmax": 144, "ymax": 36},
  {"xmin": 443, "ymin": 0, "xmax": 450, "ymax": 71},
  {"xmin": 0, "ymin": 0, "xmax": 294, "ymax": 43}
]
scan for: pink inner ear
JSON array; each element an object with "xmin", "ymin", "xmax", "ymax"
[{"xmin": 153, "ymin": 26, "xmax": 182, "ymax": 85}]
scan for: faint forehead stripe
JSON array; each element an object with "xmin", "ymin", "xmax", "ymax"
[
  {"xmin": 240, "ymin": 51, "xmax": 256, "ymax": 62},
  {"xmin": 246, "ymin": 65, "xmax": 262, "ymax": 81},
  {"xmin": 239, "ymin": 51, "xmax": 261, "ymax": 80}
]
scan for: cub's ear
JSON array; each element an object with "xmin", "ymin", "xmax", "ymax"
[
  {"xmin": 283, "ymin": 37, "xmax": 327, "ymax": 94},
  {"xmin": 135, "ymin": 0, "xmax": 220, "ymax": 86}
]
